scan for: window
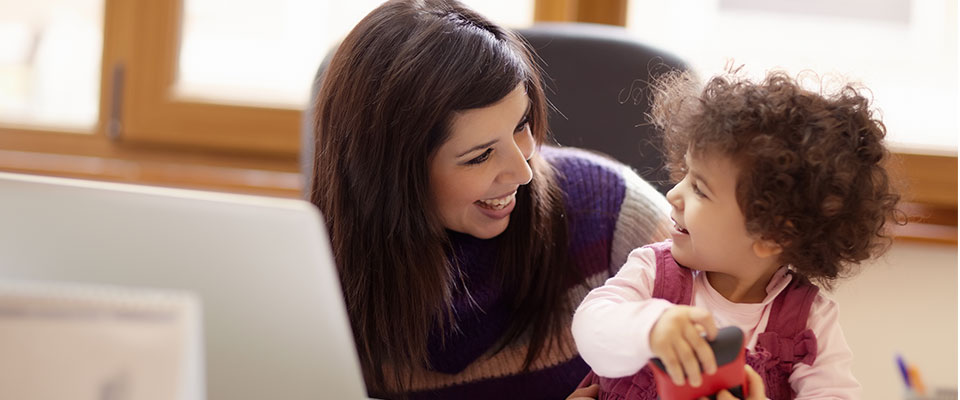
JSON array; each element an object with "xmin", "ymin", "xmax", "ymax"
[
  {"xmin": 176, "ymin": 0, "xmax": 533, "ymax": 108},
  {"xmin": 627, "ymin": 0, "xmax": 958, "ymax": 153},
  {"xmin": 128, "ymin": 0, "xmax": 534, "ymax": 153},
  {"xmin": 0, "ymin": 0, "xmax": 103, "ymax": 130},
  {"xmin": 0, "ymin": 0, "xmax": 535, "ymax": 196},
  {"xmin": 2, "ymin": 0, "xmax": 952, "ymax": 232},
  {"xmin": 628, "ymin": 0, "xmax": 958, "ymax": 241}
]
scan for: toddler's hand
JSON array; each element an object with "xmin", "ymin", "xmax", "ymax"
[
  {"xmin": 649, "ymin": 306, "xmax": 719, "ymax": 387},
  {"xmin": 700, "ymin": 365, "xmax": 765, "ymax": 400}
]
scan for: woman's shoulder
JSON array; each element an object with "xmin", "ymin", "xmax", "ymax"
[
  {"xmin": 540, "ymin": 146, "xmax": 671, "ymax": 273},
  {"xmin": 539, "ymin": 146, "xmax": 633, "ymax": 205},
  {"xmin": 541, "ymin": 146, "xmax": 629, "ymax": 181},
  {"xmin": 540, "ymin": 146, "xmax": 667, "ymax": 209}
]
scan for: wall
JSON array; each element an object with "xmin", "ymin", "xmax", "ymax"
[{"xmin": 833, "ymin": 241, "xmax": 957, "ymax": 398}]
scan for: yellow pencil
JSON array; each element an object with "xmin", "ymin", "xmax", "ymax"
[{"xmin": 907, "ymin": 364, "xmax": 926, "ymax": 396}]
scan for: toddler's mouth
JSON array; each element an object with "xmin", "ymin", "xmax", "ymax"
[{"xmin": 672, "ymin": 218, "xmax": 689, "ymax": 234}]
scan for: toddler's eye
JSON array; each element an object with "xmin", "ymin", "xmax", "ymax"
[{"xmin": 692, "ymin": 182, "xmax": 706, "ymax": 198}]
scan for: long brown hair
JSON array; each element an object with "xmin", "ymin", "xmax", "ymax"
[{"xmin": 310, "ymin": 0, "xmax": 577, "ymax": 393}]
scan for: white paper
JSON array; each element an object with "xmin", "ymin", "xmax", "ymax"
[{"xmin": 0, "ymin": 281, "xmax": 204, "ymax": 400}]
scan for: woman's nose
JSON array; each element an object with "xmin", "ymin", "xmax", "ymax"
[{"xmin": 501, "ymin": 129, "xmax": 535, "ymax": 185}]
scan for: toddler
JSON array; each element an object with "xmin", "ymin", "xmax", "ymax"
[{"xmin": 572, "ymin": 70, "xmax": 901, "ymax": 399}]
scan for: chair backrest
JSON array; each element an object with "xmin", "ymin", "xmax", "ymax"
[
  {"xmin": 301, "ymin": 23, "xmax": 687, "ymax": 196},
  {"xmin": 518, "ymin": 23, "xmax": 686, "ymax": 194}
]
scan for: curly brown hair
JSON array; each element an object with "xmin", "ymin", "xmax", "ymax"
[{"xmin": 651, "ymin": 69, "xmax": 901, "ymax": 288}]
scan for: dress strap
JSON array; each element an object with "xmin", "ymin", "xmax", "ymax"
[
  {"xmin": 764, "ymin": 273, "xmax": 819, "ymax": 340},
  {"xmin": 752, "ymin": 272, "xmax": 820, "ymax": 399},
  {"xmin": 649, "ymin": 240, "xmax": 693, "ymax": 306}
]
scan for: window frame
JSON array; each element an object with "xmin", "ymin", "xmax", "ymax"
[
  {"xmin": 0, "ymin": 0, "xmax": 954, "ymax": 243},
  {"xmin": 112, "ymin": 0, "xmax": 300, "ymax": 153}
]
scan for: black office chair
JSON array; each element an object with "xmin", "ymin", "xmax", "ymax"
[{"xmin": 301, "ymin": 23, "xmax": 687, "ymax": 197}]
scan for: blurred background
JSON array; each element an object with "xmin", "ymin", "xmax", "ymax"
[{"xmin": 0, "ymin": 0, "xmax": 955, "ymax": 398}]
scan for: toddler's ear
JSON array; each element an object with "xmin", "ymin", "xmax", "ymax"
[{"xmin": 752, "ymin": 239, "xmax": 783, "ymax": 259}]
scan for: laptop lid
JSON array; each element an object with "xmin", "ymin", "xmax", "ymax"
[{"xmin": 0, "ymin": 172, "xmax": 368, "ymax": 400}]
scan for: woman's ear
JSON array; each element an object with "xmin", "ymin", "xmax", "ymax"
[{"xmin": 752, "ymin": 239, "xmax": 783, "ymax": 259}]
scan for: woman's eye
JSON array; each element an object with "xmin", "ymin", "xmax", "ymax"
[
  {"xmin": 466, "ymin": 148, "xmax": 493, "ymax": 165},
  {"xmin": 514, "ymin": 116, "xmax": 529, "ymax": 133}
]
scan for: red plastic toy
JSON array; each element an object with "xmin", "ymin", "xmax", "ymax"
[{"xmin": 648, "ymin": 326, "xmax": 749, "ymax": 400}]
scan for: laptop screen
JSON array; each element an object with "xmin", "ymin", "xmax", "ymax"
[{"xmin": 0, "ymin": 172, "xmax": 368, "ymax": 400}]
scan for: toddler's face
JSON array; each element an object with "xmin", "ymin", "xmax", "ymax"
[{"xmin": 665, "ymin": 152, "xmax": 758, "ymax": 274}]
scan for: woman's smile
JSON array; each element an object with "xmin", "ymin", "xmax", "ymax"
[
  {"xmin": 474, "ymin": 191, "xmax": 517, "ymax": 220},
  {"xmin": 475, "ymin": 191, "xmax": 516, "ymax": 210}
]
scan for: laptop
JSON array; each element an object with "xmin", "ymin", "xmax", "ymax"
[{"xmin": 0, "ymin": 172, "xmax": 368, "ymax": 400}]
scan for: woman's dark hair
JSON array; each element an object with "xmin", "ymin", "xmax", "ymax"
[
  {"xmin": 651, "ymin": 69, "xmax": 902, "ymax": 289},
  {"xmin": 310, "ymin": 0, "xmax": 576, "ymax": 392}
]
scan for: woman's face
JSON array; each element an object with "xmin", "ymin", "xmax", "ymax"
[{"xmin": 429, "ymin": 84, "xmax": 536, "ymax": 239}]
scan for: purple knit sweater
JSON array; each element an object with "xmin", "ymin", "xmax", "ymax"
[{"xmin": 395, "ymin": 147, "xmax": 670, "ymax": 400}]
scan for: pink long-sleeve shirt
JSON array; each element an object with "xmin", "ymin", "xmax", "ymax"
[{"xmin": 572, "ymin": 246, "xmax": 861, "ymax": 399}]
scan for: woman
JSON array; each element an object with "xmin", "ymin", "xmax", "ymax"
[{"xmin": 310, "ymin": 1, "xmax": 670, "ymax": 398}]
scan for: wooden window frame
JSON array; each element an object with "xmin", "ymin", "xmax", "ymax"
[
  {"xmin": 535, "ymin": 0, "xmax": 628, "ymax": 26},
  {"xmin": 0, "ymin": 0, "xmax": 302, "ymax": 197},
  {"xmin": 108, "ymin": 0, "xmax": 300, "ymax": 153}
]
